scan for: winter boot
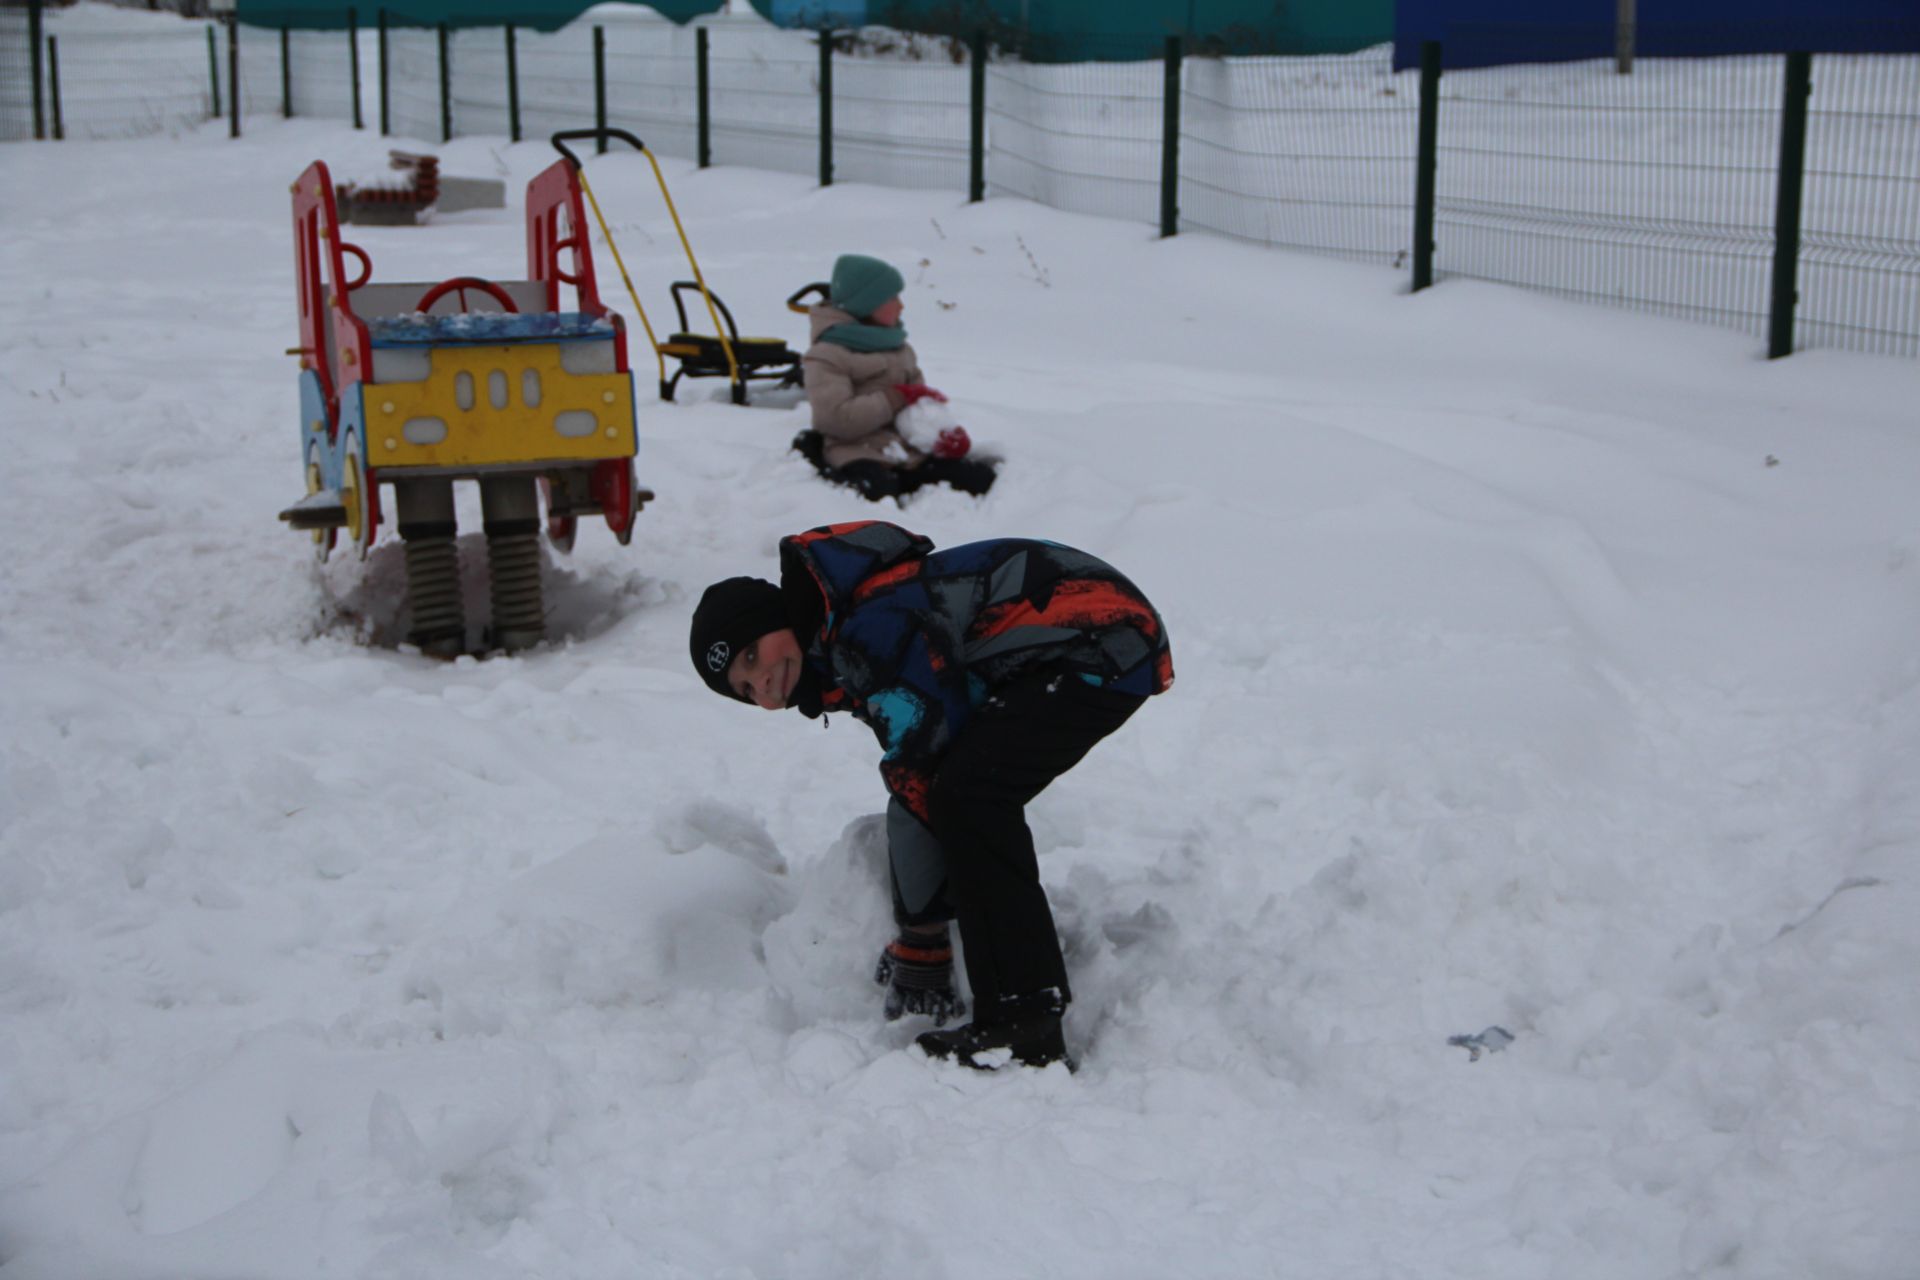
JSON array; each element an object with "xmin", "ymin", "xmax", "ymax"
[
  {"xmin": 915, "ymin": 990, "xmax": 1072, "ymax": 1071},
  {"xmin": 874, "ymin": 926, "xmax": 966, "ymax": 1025}
]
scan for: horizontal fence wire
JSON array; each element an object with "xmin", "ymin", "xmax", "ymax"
[
  {"xmin": 1, "ymin": 12, "xmax": 217, "ymax": 140},
  {"xmin": 382, "ymin": 23, "xmax": 441, "ymax": 142},
  {"xmin": 499, "ymin": 23, "xmax": 595, "ymax": 147},
  {"xmin": 601, "ymin": 20, "xmax": 701, "ymax": 161},
  {"xmin": 986, "ymin": 36, "xmax": 1163, "ymax": 225},
  {"xmin": 4, "ymin": 8, "xmax": 1916, "ymax": 362},
  {"xmin": 832, "ymin": 42, "xmax": 971, "ymax": 192},
  {"xmin": 705, "ymin": 20, "xmax": 817, "ymax": 180},
  {"xmin": 1797, "ymin": 53, "xmax": 1920, "ymax": 358},
  {"xmin": 445, "ymin": 24, "xmax": 513, "ymax": 139},
  {"xmin": 287, "ymin": 26, "xmax": 358, "ymax": 122},
  {"xmin": 1434, "ymin": 31, "xmax": 1784, "ymax": 343},
  {"xmin": 0, "ymin": 9, "xmax": 30, "ymax": 142},
  {"xmin": 1180, "ymin": 46, "xmax": 1418, "ymax": 265}
]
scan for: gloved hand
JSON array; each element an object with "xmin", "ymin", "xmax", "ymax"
[
  {"xmin": 892, "ymin": 384, "xmax": 948, "ymax": 407},
  {"xmin": 874, "ymin": 930, "xmax": 966, "ymax": 1025},
  {"xmin": 931, "ymin": 426, "xmax": 972, "ymax": 459}
]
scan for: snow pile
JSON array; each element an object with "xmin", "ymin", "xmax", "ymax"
[{"xmin": 1, "ymin": 109, "xmax": 1918, "ymax": 1280}]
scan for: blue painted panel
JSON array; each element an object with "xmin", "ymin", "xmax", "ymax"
[{"xmin": 1395, "ymin": 0, "xmax": 1920, "ymax": 69}]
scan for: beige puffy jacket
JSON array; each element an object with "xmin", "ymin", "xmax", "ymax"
[{"xmin": 802, "ymin": 303, "xmax": 927, "ymax": 470}]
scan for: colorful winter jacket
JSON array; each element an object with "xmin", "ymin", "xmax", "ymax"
[
  {"xmin": 802, "ymin": 304, "xmax": 927, "ymax": 470},
  {"xmin": 778, "ymin": 521, "xmax": 1174, "ymax": 821}
]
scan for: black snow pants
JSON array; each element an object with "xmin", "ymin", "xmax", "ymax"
[{"xmin": 923, "ymin": 669, "xmax": 1145, "ymax": 1013}]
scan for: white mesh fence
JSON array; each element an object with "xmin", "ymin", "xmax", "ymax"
[
  {"xmin": 286, "ymin": 27, "xmax": 360, "ymax": 124},
  {"xmin": 6, "ymin": 8, "xmax": 1913, "ymax": 361},
  {"xmin": 835, "ymin": 50, "xmax": 969, "ymax": 191},
  {"xmin": 1180, "ymin": 48, "xmax": 1416, "ymax": 263},
  {"xmin": 703, "ymin": 18, "xmax": 817, "ymax": 179},
  {"xmin": 985, "ymin": 59, "xmax": 1162, "ymax": 226},
  {"xmin": 382, "ymin": 24, "xmax": 442, "ymax": 144},
  {"xmin": 1, "ymin": 12, "xmax": 218, "ymax": 141},
  {"xmin": 601, "ymin": 17, "xmax": 701, "ymax": 162}
]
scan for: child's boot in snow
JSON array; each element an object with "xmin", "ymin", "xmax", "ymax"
[{"xmin": 915, "ymin": 990, "xmax": 1071, "ymax": 1071}]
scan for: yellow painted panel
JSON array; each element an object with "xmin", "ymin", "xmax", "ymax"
[{"xmin": 364, "ymin": 343, "xmax": 637, "ymax": 469}]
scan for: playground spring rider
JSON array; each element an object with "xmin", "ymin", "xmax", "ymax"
[{"xmin": 279, "ymin": 131, "xmax": 657, "ymax": 656}]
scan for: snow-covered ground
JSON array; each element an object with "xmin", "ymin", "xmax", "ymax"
[{"xmin": 2, "ymin": 109, "xmax": 1918, "ymax": 1279}]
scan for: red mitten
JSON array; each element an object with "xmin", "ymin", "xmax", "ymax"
[
  {"xmin": 932, "ymin": 426, "xmax": 972, "ymax": 459},
  {"xmin": 893, "ymin": 384, "xmax": 948, "ymax": 407}
]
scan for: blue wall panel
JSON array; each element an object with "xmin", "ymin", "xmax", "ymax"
[{"xmin": 1395, "ymin": 0, "xmax": 1920, "ymax": 69}]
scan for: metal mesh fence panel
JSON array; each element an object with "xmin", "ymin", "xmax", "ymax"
[
  {"xmin": 236, "ymin": 23, "xmax": 290, "ymax": 119},
  {"xmin": 2, "ymin": 16, "xmax": 218, "ymax": 141},
  {"xmin": 833, "ymin": 43, "xmax": 970, "ymax": 192},
  {"xmin": 0, "ymin": 8, "xmax": 38, "ymax": 142},
  {"xmin": 288, "ymin": 27, "xmax": 359, "ymax": 123},
  {"xmin": 704, "ymin": 19, "xmax": 816, "ymax": 179},
  {"xmin": 383, "ymin": 23, "xmax": 442, "ymax": 142},
  {"xmin": 502, "ymin": 23, "xmax": 594, "ymax": 146},
  {"xmin": 445, "ymin": 24, "xmax": 510, "ymax": 139},
  {"xmin": 601, "ymin": 17, "xmax": 701, "ymax": 162},
  {"xmin": 986, "ymin": 47, "xmax": 1162, "ymax": 226},
  {"xmin": 1797, "ymin": 53, "xmax": 1920, "ymax": 358},
  {"xmin": 1433, "ymin": 37, "xmax": 1782, "ymax": 342},
  {"xmin": 1180, "ymin": 47, "xmax": 1417, "ymax": 265}
]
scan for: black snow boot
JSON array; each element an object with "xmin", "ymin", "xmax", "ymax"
[{"xmin": 915, "ymin": 990, "xmax": 1073, "ymax": 1072}]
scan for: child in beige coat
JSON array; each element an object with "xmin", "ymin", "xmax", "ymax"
[{"xmin": 797, "ymin": 254, "xmax": 996, "ymax": 501}]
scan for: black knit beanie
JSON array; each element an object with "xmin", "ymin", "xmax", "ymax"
[{"xmin": 689, "ymin": 577, "xmax": 787, "ymax": 699}]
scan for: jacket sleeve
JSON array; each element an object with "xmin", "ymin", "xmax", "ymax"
[
  {"xmin": 838, "ymin": 610, "xmax": 973, "ymax": 824},
  {"xmin": 804, "ymin": 345, "xmax": 908, "ymax": 442}
]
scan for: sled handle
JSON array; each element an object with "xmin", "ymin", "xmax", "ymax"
[
  {"xmin": 787, "ymin": 282, "xmax": 830, "ymax": 315},
  {"xmin": 551, "ymin": 128, "xmax": 648, "ymax": 170}
]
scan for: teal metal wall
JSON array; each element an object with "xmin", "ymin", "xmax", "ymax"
[
  {"xmin": 236, "ymin": 0, "xmax": 1392, "ymax": 53},
  {"xmin": 235, "ymin": 1, "xmax": 723, "ymax": 32},
  {"xmin": 765, "ymin": 0, "xmax": 1393, "ymax": 58}
]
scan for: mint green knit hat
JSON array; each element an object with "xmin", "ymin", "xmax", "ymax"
[{"xmin": 829, "ymin": 254, "xmax": 905, "ymax": 320}]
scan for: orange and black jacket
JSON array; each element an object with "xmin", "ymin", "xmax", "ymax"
[{"xmin": 778, "ymin": 521, "xmax": 1173, "ymax": 822}]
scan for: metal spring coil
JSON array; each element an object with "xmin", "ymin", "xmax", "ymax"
[
  {"xmin": 486, "ymin": 530, "xmax": 545, "ymax": 652},
  {"xmin": 404, "ymin": 535, "xmax": 465, "ymax": 656}
]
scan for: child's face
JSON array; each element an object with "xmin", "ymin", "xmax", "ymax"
[
  {"xmin": 869, "ymin": 296, "xmax": 904, "ymax": 327},
  {"xmin": 728, "ymin": 628, "xmax": 803, "ymax": 710}
]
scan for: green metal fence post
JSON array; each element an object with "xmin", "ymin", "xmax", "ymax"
[
  {"xmin": 207, "ymin": 24, "xmax": 221, "ymax": 118},
  {"xmin": 47, "ymin": 36, "xmax": 62, "ymax": 141},
  {"xmin": 438, "ymin": 22, "xmax": 451, "ymax": 143},
  {"xmin": 506, "ymin": 24, "xmax": 520, "ymax": 143},
  {"xmin": 29, "ymin": 0, "xmax": 45, "ymax": 140},
  {"xmin": 818, "ymin": 30, "xmax": 833, "ymax": 187},
  {"xmin": 697, "ymin": 26, "xmax": 711, "ymax": 168},
  {"xmin": 969, "ymin": 28, "xmax": 986, "ymax": 202},
  {"xmin": 280, "ymin": 26, "xmax": 292, "ymax": 118},
  {"xmin": 349, "ymin": 8, "xmax": 363, "ymax": 130},
  {"xmin": 1411, "ymin": 41, "xmax": 1441, "ymax": 292},
  {"xmin": 378, "ymin": 8, "xmax": 389, "ymax": 136},
  {"xmin": 228, "ymin": 14, "xmax": 240, "ymax": 139},
  {"xmin": 1768, "ymin": 51, "xmax": 1812, "ymax": 359},
  {"xmin": 1159, "ymin": 36, "xmax": 1181, "ymax": 238},
  {"xmin": 594, "ymin": 25, "xmax": 607, "ymax": 153}
]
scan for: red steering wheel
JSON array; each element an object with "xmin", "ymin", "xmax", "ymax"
[{"xmin": 416, "ymin": 276, "xmax": 520, "ymax": 315}]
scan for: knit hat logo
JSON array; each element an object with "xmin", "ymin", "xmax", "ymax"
[{"xmin": 706, "ymin": 640, "xmax": 731, "ymax": 673}]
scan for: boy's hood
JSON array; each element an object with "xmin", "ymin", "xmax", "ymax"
[{"xmin": 778, "ymin": 520, "xmax": 934, "ymax": 632}]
